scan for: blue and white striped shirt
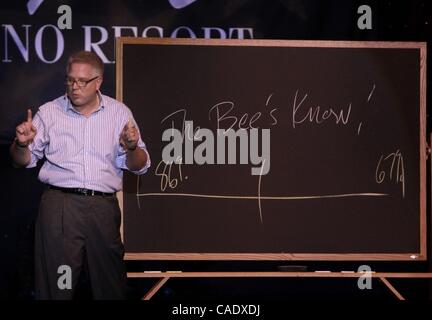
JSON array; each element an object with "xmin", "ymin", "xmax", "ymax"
[{"xmin": 27, "ymin": 92, "xmax": 150, "ymax": 192}]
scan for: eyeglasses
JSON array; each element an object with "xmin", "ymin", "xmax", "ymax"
[{"xmin": 65, "ymin": 76, "xmax": 99, "ymax": 88}]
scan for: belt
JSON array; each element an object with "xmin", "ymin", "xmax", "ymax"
[{"xmin": 47, "ymin": 185, "xmax": 115, "ymax": 197}]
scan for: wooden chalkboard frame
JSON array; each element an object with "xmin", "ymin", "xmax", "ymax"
[{"xmin": 116, "ymin": 37, "xmax": 427, "ymax": 261}]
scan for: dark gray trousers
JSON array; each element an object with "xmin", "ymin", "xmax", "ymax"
[{"xmin": 35, "ymin": 188, "xmax": 127, "ymax": 300}]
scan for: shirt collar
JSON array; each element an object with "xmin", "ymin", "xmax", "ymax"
[{"xmin": 64, "ymin": 91, "xmax": 105, "ymax": 115}]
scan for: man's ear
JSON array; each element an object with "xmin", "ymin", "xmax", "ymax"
[{"xmin": 96, "ymin": 76, "xmax": 103, "ymax": 90}]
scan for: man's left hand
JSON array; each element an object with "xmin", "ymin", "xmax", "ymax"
[{"xmin": 120, "ymin": 120, "xmax": 139, "ymax": 151}]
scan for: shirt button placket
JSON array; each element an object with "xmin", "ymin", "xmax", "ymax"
[{"xmin": 83, "ymin": 117, "xmax": 90, "ymax": 189}]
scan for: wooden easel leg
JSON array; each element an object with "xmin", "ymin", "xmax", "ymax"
[
  {"xmin": 142, "ymin": 277, "xmax": 170, "ymax": 300},
  {"xmin": 379, "ymin": 277, "xmax": 405, "ymax": 300}
]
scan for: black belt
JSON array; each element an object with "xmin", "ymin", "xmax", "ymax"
[{"xmin": 47, "ymin": 185, "xmax": 115, "ymax": 197}]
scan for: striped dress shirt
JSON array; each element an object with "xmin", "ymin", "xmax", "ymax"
[{"xmin": 27, "ymin": 92, "xmax": 150, "ymax": 192}]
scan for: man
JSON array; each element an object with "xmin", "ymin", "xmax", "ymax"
[{"xmin": 9, "ymin": 51, "xmax": 150, "ymax": 299}]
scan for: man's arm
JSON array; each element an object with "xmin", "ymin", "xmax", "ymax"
[
  {"xmin": 120, "ymin": 119, "xmax": 149, "ymax": 172},
  {"xmin": 10, "ymin": 109, "xmax": 37, "ymax": 168},
  {"xmin": 10, "ymin": 140, "xmax": 31, "ymax": 167},
  {"xmin": 126, "ymin": 147, "xmax": 148, "ymax": 171}
]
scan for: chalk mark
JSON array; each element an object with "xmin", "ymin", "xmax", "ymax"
[
  {"xmin": 367, "ymin": 84, "xmax": 376, "ymax": 103},
  {"xmin": 257, "ymin": 159, "xmax": 265, "ymax": 223},
  {"xmin": 136, "ymin": 192, "xmax": 389, "ymax": 200},
  {"xmin": 357, "ymin": 122, "xmax": 363, "ymax": 135}
]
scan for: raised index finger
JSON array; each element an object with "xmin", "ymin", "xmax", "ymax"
[
  {"xmin": 27, "ymin": 109, "xmax": 33, "ymax": 123},
  {"xmin": 127, "ymin": 118, "xmax": 135, "ymax": 129}
]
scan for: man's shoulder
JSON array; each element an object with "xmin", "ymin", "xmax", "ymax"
[
  {"xmin": 101, "ymin": 94, "xmax": 125, "ymax": 108},
  {"xmin": 37, "ymin": 95, "xmax": 67, "ymax": 115},
  {"xmin": 100, "ymin": 93, "xmax": 130, "ymax": 114}
]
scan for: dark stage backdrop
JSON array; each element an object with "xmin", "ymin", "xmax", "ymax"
[{"xmin": 0, "ymin": 0, "xmax": 431, "ymax": 299}]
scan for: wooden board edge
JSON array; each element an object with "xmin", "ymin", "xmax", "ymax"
[
  {"xmin": 124, "ymin": 253, "xmax": 426, "ymax": 261},
  {"xmin": 116, "ymin": 37, "xmax": 426, "ymax": 49}
]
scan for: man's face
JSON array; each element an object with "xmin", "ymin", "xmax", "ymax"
[{"xmin": 66, "ymin": 62, "xmax": 102, "ymax": 107}]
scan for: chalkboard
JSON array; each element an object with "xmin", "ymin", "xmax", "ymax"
[{"xmin": 116, "ymin": 38, "xmax": 427, "ymax": 261}]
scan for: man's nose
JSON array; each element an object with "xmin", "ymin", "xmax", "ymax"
[{"xmin": 72, "ymin": 81, "xmax": 80, "ymax": 90}]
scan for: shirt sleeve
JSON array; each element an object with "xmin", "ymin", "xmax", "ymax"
[
  {"xmin": 115, "ymin": 110, "xmax": 151, "ymax": 175},
  {"xmin": 26, "ymin": 109, "xmax": 48, "ymax": 168}
]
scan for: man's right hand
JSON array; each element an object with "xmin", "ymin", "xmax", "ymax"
[{"xmin": 15, "ymin": 109, "xmax": 37, "ymax": 147}]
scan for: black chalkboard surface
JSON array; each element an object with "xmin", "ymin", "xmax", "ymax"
[{"xmin": 116, "ymin": 38, "xmax": 427, "ymax": 261}]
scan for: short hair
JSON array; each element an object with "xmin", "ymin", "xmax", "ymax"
[{"xmin": 66, "ymin": 50, "xmax": 104, "ymax": 76}]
